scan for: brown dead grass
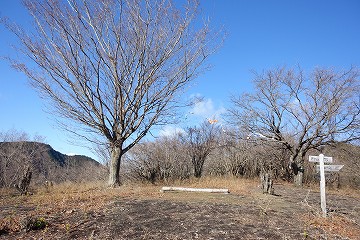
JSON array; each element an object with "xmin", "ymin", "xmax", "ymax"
[
  {"xmin": 1, "ymin": 177, "xmax": 360, "ymax": 239},
  {"xmin": 0, "ymin": 181, "xmax": 153, "ymax": 237},
  {"xmin": 303, "ymin": 214, "xmax": 360, "ymax": 239},
  {"xmin": 162, "ymin": 176, "xmax": 258, "ymax": 194},
  {"xmin": 28, "ymin": 181, "xmax": 161, "ymax": 214},
  {"xmin": 305, "ymin": 181, "xmax": 360, "ymax": 199}
]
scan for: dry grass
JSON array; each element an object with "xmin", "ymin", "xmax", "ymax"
[
  {"xmin": 327, "ymin": 185, "xmax": 360, "ymax": 199},
  {"xmin": 0, "ymin": 181, "xmax": 156, "ymax": 236},
  {"xmin": 305, "ymin": 181, "xmax": 360, "ymax": 199},
  {"xmin": 162, "ymin": 176, "xmax": 259, "ymax": 195},
  {"xmin": 2, "ymin": 176, "xmax": 357, "ymax": 213},
  {"xmin": 1, "ymin": 177, "xmax": 258, "ymax": 229},
  {"xmin": 28, "ymin": 181, "xmax": 160, "ymax": 213},
  {"xmin": 302, "ymin": 214, "xmax": 360, "ymax": 239},
  {"xmin": 1, "ymin": 177, "xmax": 360, "ymax": 239}
]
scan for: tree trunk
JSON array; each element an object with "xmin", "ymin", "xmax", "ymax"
[
  {"xmin": 194, "ymin": 164, "xmax": 203, "ymax": 178},
  {"xmin": 290, "ymin": 154, "xmax": 304, "ymax": 187},
  {"xmin": 192, "ymin": 156, "xmax": 204, "ymax": 178},
  {"xmin": 16, "ymin": 166, "xmax": 32, "ymax": 195},
  {"xmin": 108, "ymin": 146, "xmax": 122, "ymax": 187},
  {"xmin": 291, "ymin": 161, "xmax": 304, "ymax": 186},
  {"xmin": 260, "ymin": 171, "xmax": 274, "ymax": 194},
  {"xmin": 294, "ymin": 171, "xmax": 303, "ymax": 186}
]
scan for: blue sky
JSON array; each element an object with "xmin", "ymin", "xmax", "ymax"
[{"xmin": 1, "ymin": 0, "xmax": 360, "ymax": 161}]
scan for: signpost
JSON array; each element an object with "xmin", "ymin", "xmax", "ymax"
[
  {"xmin": 309, "ymin": 155, "xmax": 333, "ymax": 163},
  {"xmin": 315, "ymin": 165, "xmax": 344, "ymax": 172},
  {"xmin": 309, "ymin": 154, "xmax": 343, "ymax": 218}
]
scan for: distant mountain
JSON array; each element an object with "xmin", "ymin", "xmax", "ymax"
[{"xmin": 0, "ymin": 141, "xmax": 107, "ymax": 187}]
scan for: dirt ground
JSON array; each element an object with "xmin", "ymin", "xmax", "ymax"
[{"xmin": 1, "ymin": 181, "xmax": 359, "ymax": 240}]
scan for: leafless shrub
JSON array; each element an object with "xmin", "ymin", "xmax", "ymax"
[
  {"xmin": 124, "ymin": 136, "xmax": 191, "ymax": 183},
  {"xmin": 180, "ymin": 121, "xmax": 222, "ymax": 178},
  {"xmin": 14, "ymin": 166, "xmax": 32, "ymax": 195},
  {"xmin": 205, "ymin": 128, "xmax": 292, "ymax": 182},
  {"xmin": 0, "ymin": 129, "xmax": 45, "ymax": 191}
]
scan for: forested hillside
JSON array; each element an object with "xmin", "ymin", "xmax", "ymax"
[{"xmin": 0, "ymin": 141, "xmax": 107, "ymax": 188}]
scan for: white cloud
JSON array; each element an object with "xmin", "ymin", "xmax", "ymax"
[
  {"xmin": 191, "ymin": 98, "xmax": 226, "ymax": 120},
  {"xmin": 159, "ymin": 125, "xmax": 185, "ymax": 137},
  {"xmin": 192, "ymin": 98, "xmax": 215, "ymax": 116}
]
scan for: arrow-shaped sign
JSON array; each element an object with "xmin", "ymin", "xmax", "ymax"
[
  {"xmin": 309, "ymin": 155, "xmax": 333, "ymax": 163},
  {"xmin": 316, "ymin": 165, "xmax": 344, "ymax": 172}
]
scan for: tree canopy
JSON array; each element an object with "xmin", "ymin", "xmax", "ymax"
[
  {"xmin": 229, "ymin": 66, "xmax": 360, "ymax": 185},
  {"xmin": 5, "ymin": 0, "xmax": 220, "ymax": 186}
]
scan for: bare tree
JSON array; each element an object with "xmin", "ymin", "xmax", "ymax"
[
  {"xmin": 4, "ymin": 0, "xmax": 220, "ymax": 187},
  {"xmin": 0, "ymin": 129, "xmax": 45, "ymax": 193},
  {"xmin": 181, "ymin": 121, "xmax": 221, "ymax": 178},
  {"xmin": 229, "ymin": 66, "xmax": 359, "ymax": 186}
]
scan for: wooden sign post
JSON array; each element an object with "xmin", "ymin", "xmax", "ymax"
[
  {"xmin": 309, "ymin": 154, "xmax": 343, "ymax": 218},
  {"xmin": 319, "ymin": 154, "xmax": 327, "ymax": 218}
]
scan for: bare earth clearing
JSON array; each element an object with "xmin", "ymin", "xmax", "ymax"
[{"xmin": 1, "ymin": 179, "xmax": 359, "ymax": 240}]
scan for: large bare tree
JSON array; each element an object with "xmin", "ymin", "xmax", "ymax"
[
  {"xmin": 229, "ymin": 66, "xmax": 359, "ymax": 186},
  {"xmin": 4, "ymin": 0, "xmax": 219, "ymax": 186}
]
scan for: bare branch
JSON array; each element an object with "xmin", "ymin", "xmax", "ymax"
[
  {"xmin": 228, "ymin": 66, "xmax": 360, "ymax": 185},
  {"xmin": 5, "ymin": 0, "xmax": 221, "ymax": 186}
]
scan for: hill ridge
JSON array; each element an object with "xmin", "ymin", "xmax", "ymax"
[{"xmin": 0, "ymin": 141, "xmax": 106, "ymax": 187}]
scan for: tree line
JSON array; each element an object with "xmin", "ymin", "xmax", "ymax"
[{"xmin": 122, "ymin": 118, "xmax": 359, "ymax": 189}]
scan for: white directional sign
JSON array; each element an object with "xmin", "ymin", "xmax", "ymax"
[
  {"xmin": 309, "ymin": 154, "xmax": 344, "ymax": 218},
  {"xmin": 309, "ymin": 155, "xmax": 333, "ymax": 163},
  {"xmin": 316, "ymin": 165, "xmax": 344, "ymax": 172}
]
